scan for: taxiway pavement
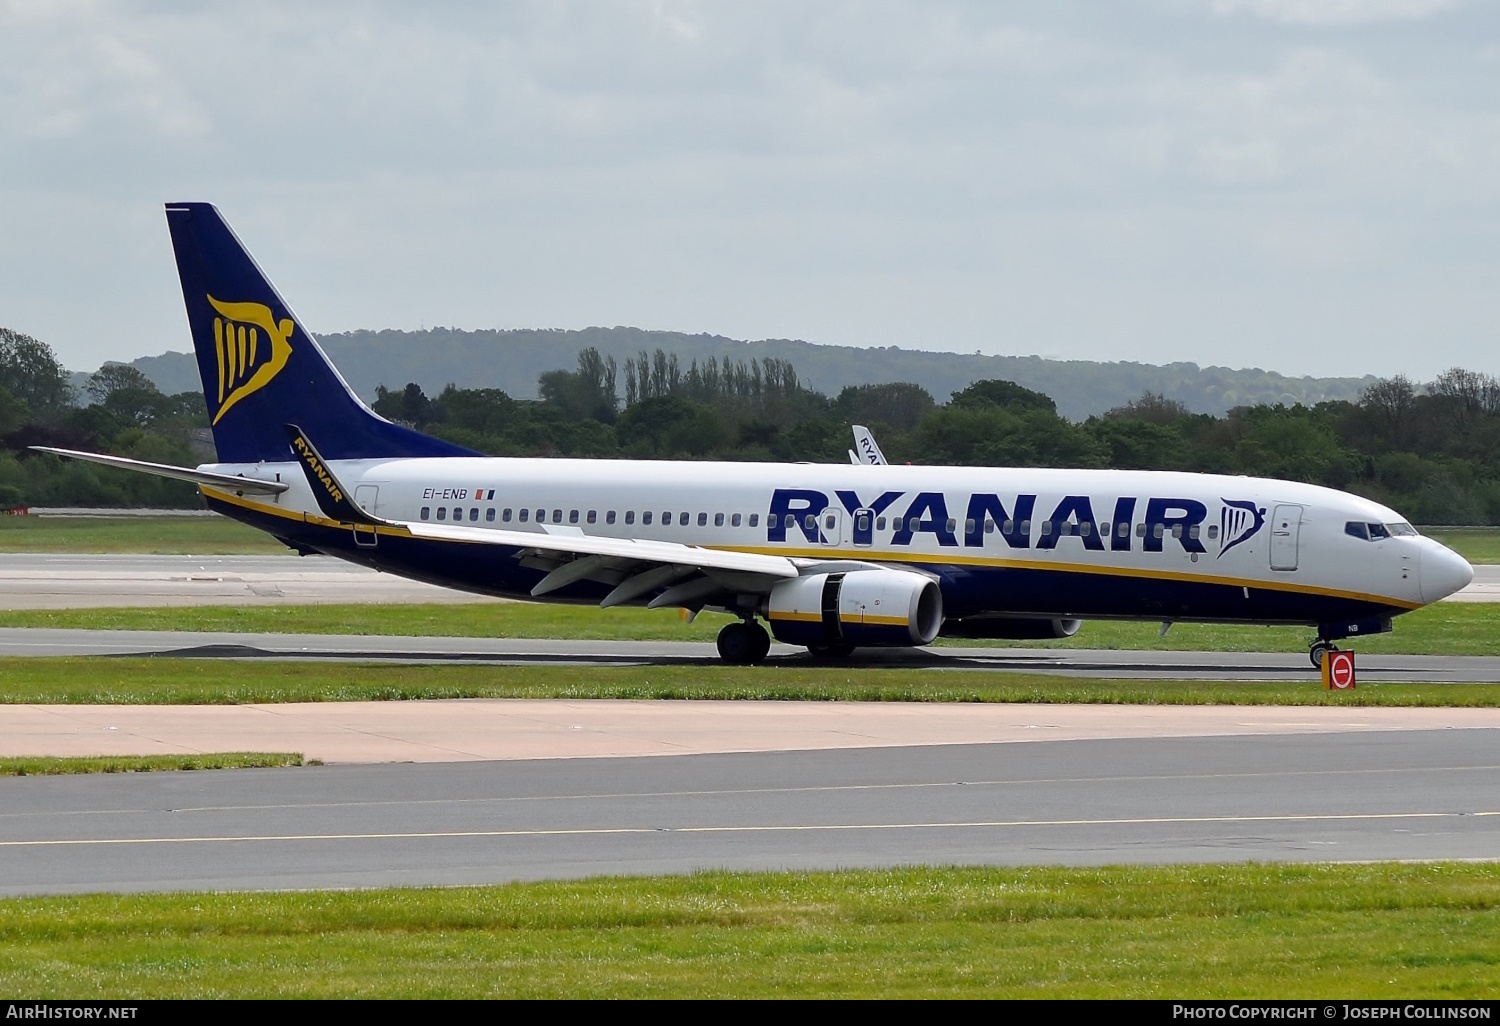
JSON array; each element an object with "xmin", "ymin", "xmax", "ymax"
[
  {"xmin": 2, "ymin": 729, "xmax": 1495, "ymax": 894},
  {"xmin": 3, "ymin": 626, "xmax": 1499, "ymax": 681}
]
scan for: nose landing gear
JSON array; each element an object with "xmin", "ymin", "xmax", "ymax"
[
  {"xmin": 717, "ymin": 619, "xmax": 772, "ymax": 665},
  {"xmin": 1308, "ymin": 639, "xmax": 1340, "ymax": 670}
]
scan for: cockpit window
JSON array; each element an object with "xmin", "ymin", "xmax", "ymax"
[{"xmin": 1346, "ymin": 521, "xmax": 1413, "ymax": 541}]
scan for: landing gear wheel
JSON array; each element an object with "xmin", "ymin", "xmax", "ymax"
[
  {"xmin": 717, "ymin": 622, "xmax": 754, "ymax": 664},
  {"xmin": 747, "ymin": 621, "xmax": 771, "ymax": 663},
  {"xmin": 1308, "ymin": 640, "xmax": 1338, "ymax": 670},
  {"xmin": 807, "ymin": 642, "xmax": 855, "ymax": 659}
]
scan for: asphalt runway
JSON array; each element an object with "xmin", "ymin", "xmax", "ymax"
[
  {"xmin": 1, "ymin": 729, "xmax": 1496, "ymax": 895},
  {"xmin": 3, "ymin": 626, "xmax": 1498, "ymax": 681},
  {"xmin": 1, "ymin": 553, "xmax": 1497, "ymax": 608}
]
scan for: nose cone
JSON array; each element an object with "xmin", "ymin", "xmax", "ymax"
[{"xmin": 1420, "ymin": 541, "xmax": 1474, "ymax": 604}]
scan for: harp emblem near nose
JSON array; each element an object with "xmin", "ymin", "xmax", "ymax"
[{"xmin": 207, "ymin": 295, "xmax": 295, "ymax": 425}]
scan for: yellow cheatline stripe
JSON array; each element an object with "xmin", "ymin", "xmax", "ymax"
[
  {"xmin": 2, "ymin": 811, "xmax": 1493, "ymax": 848},
  {"xmin": 767, "ymin": 611, "xmax": 821, "ymax": 623},
  {"xmin": 199, "ymin": 488, "xmax": 1417, "ymax": 610}
]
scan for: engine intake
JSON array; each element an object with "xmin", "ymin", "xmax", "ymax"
[{"xmin": 766, "ymin": 569, "xmax": 943, "ymax": 648}]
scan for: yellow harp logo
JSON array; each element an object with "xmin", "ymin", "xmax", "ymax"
[{"xmin": 207, "ymin": 295, "xmax": 294, "ymax": 425}]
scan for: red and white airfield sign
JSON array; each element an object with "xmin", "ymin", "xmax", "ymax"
[{"xmin": 1322, "ymin": 649, "xmax": 1356, "ymax": 690}]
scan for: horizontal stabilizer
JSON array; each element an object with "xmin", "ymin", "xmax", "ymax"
[{"xmin": 29, "ymin": 446, "xmax": 289, "ymax": 495}]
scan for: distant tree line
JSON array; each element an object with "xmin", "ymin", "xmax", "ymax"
[
  {"xmin": 0, "ymin": 328, "xmax": 206, "ymax": 508},
  {"xmin": 5, "ymin": 326, "xmax": 1500, "ymax": 526}
]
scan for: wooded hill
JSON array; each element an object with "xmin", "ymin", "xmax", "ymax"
[{"xmin": 121, "ymin": 325, "xmax": 1373, "ymax": 421}]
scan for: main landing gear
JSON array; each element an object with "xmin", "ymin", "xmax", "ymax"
[{"xmin": 717, "ymin": 619, "xmax": 772, "ymax": 665}]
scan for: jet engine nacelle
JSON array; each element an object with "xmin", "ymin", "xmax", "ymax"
[
  {"xmin": 941, "ymin": 616, "xmax": 1083, "ymax": 640},
  {"xmin": 766, "ymin": 569, "xmax": 943, "ymax": 648}
]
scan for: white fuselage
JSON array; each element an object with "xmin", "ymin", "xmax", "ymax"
[{"xmin": 202, "ymin": 455, "xmax": 1474, "ymax": 623}]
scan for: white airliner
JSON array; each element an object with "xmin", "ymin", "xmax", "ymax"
[{"xmin": 38, "ymin": 203, "xmax": 1474, "ymax": 666}]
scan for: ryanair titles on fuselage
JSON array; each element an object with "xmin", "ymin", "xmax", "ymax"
[{"xmin": 768, "ymin": 487, "xmax": 1266, "ymax": 556}]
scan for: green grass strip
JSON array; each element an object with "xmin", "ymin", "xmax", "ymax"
[
  {"xmin": 3, "ymin": 658, "xmax": 1499, "ymax": 706},
  {"xmin": 0, "ymin": 515, "xmax": 289, "ymax": 554},
  {"xmin": 0, "ymin": 753, "xmax": 307, "ymax": 776},
  {"xmin": 1, "ymin": 863, "xmax": 1497, "ymax": 997},
  {"xmin": 4, "ymin": 597, "xmax": 1500, "ymax": 655}
]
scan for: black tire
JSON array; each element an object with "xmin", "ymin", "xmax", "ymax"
[
  {"xmin": 746, "ymin": 621, "xmax": 771, "ymax": 664},
  {"xmin": 717, "ymin": 622, "xmax": 754, "ymax": 664},
  {"xmin": 1308, "ymin": 641, "xmax": 1333, "ymax": 670}
]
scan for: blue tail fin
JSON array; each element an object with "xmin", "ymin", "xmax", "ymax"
[{"xmin": 165, "ymin": 203, "xmax": 477, "ymax": 463}]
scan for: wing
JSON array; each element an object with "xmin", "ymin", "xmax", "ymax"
[{"xmin": 406, "ymin": 520, "xmax": 799, "ymax": 608}]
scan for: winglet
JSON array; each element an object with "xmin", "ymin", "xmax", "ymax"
[{"xmin": 283, "ymin": 423, "xmax": 385, "ymax": 525}]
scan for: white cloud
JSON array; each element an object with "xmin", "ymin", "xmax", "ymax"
[{"xmin": 1209, "ymin": 0, "xmax": 1466, "ymax": 26}]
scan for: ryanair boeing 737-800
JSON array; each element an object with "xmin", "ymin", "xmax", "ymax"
[{"xmin": 37, "ymin": 203, "xmax": 1474, "ymax": 666}]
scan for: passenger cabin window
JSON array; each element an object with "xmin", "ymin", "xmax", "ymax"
[
  {"xmin": 1346, "ymin": 522, "xmax": 1370, "ymax": 540},
  {"xmin": 606, "ymin": 511, "xmax": 616, "ymax": 525},
  {"xmin": 535, "ymin": 508, "xmax": 544, "ymax": 523},
  {"xmin": 519, "ymin": 508, "xmax": 529, "ymax": 523},
  {"xmin": 824, "ymin": 514, "xmax": 836, "ymax": 529},
  {"xmin": 748, "ymin": 513, "xmax": 759, "ymax": 527},
  {"xmin": 1040, "ymin": 521, "xmax": 1052, "ymax": 536},
  {"xmin": 643, "ymin": 511, "xmax": 653, "ymax": 525},
  {"xmin": 908, "ymin": 517, "xmax": 920, "ymax": 532},
  {"xmin": 876, "ymin": 516, "xmax": 886, "ymax": 530},
  {"xmin": 983, "ymin": 519, "xmax": 993, "ymax": 534},
  {"xmin": 569, "ymin": 510, "xmax": 579, "ymax": 524},
  {"xmin": 767, "ymin": 514, "xmax": 778, "ymax": 529},
  {"xmin": 1206, "ymin": 524, "xmax": 1217, "ymax": 539},
  {"xmin": 1079, "ymin": 522, "xmax": 1092, "ymax": 537},
  {"xmin": 946, "ymin": 518, "xmax": 957, "ymax": 533},
  {"xmin": 1187, "ymin": 524, "xmax": 1199, "ymax": 540},
  {"xmin": 804, "ymin": 514, "xmax": 816, "ymax": 532},
  {"xmin": 553, "ymin": 509, "xmax": 563, "ymax": 523},
  {"xmin": 436, "ymin": 507, "xmax": 447, "ymax": 521},
  {"xmin": 1171, "ymin": 524, "xmax": 1183, "ymax": 539},
  {"xmin": 730, "ymin": 513, "xmax": 740, "ymax": 527},
  {"xmin": 662, "ymin": 511, "xmax": 671, "ymax": 525},
  {"xmin": 680, "ymin": 512, "xmax": 690, "ymax": 526},
  {"xmin": 1137, "ymin": 523, "xmax": 1147, "ymax": 537},
  {"xmin": 486, "ymin": 508, "xmax": 496, "ymax": 522},
  {"xmin": 469, "ymin": 508, "xmax": 479, "ymax": 522},
  {"xmin": 1153, "ymin": 524, "xmax": 1165, "ymax": 539},
  {"xmin": 715, "ymin": 513, "xmax": 724, "ymax": 527},
  {"xmin": 699, "ymin": 512, "xmax": 708, "ymax": 527},
  {"xmin": 420, "ymin": 507, "xmax": 430, "ymax": 520},
  {"xmin": 625, "ymin": 511, "xmax": 635, "ymax": 525},
  {"xmin": 502, "ymin": 508, "xmax": 512, "ymax": 522},
  {"xmin": 587, "ymin": 510, "xmax": 597, "ymax": 524},
  {"xmin": 1117, "ymin": 522, "xmax": 1129, "ymax": 539}
]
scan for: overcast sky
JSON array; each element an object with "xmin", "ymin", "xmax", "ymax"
[{"xmin": 1, "ymin": 0, "xmax": 1496, "ymax": 379}]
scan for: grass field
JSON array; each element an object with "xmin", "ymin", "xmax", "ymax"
[
  {"xmin": 0, "ymin": 514, "xmax": 286, "ymax": 554},
  {"xmin": 0, "ymin": 753, "xmax": 307, "ymax": 776},
  {"xmin": 3, "ymin": 596, "xmax": 1496, "ymax": 655},
  {"xmin": 3, "ymin": 657, "xmax": 1498, "ymax": 706},
  {"xmin": 1, "ymin": 863, "xmax": 1495, "ymax": 998}
]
